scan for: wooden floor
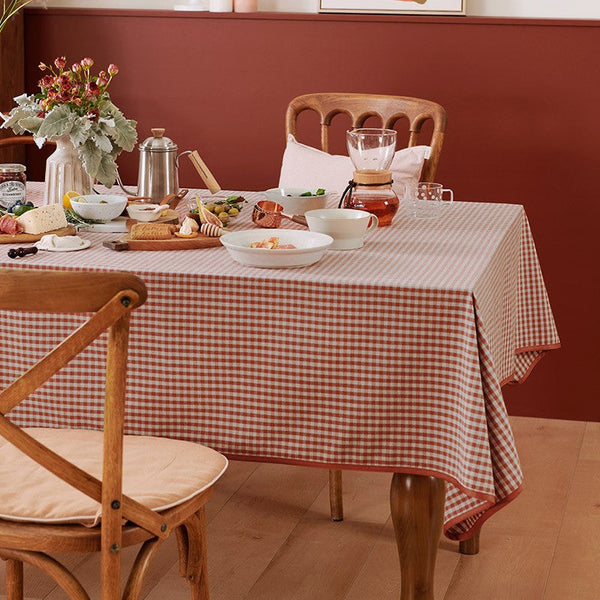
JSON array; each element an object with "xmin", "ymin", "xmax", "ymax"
[{"xmin": 1, "ymin": 416, "xmax": 599, "ymax": 600}]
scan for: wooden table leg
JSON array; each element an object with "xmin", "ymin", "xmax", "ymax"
[
  {"xmin": 329, "ymin": 469, "xmax": 344, "ymax": 521},
  {"xmin": 459, "ymin": 529, "xmax": 480, "ymax": 555},
  {"xmin": 390, "ymin": 474, "xmax": 446, "ymax": 600}
]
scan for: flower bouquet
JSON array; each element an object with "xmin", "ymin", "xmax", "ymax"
[{"xmin": 1, "ymin": 56, "xmax": 137, "ymax": 187}]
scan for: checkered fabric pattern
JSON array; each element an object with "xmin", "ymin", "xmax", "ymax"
[{"xmin": 0, "ymin": 184, "xmax": 560, "ymax": 540}]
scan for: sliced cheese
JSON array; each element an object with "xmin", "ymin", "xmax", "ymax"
[{"xmin": 16, "ymin": 204, "xmax": 68, "ymax": 235}]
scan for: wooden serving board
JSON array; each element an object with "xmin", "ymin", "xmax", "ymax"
[
  {"xmin": 103, "ymin": 234, "xmax": 223, "ymax": 251},
  {"xmin": 0, "ymin": 225, "xmax": 76, "ymax": 244}
]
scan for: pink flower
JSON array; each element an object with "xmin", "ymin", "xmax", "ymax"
[
  {"xmin": 54, "ymin": 56, "xmax": 67, "ymax": 70},
  {"xmin": 38, "ymin": 62, "xmax": 48, "ymax": 71},
  {"xmin": 59, "ymin": 90, "xmax": 72, "ymax": 102},
  {"xmin": 107, "ymin": 63, "xmax": 119, "ymax": 76},
  {"xmin": 72, "ymin": 97, "xmax": 82, "ymax": 106},
  {"xmin": 81, "ymin": 57, "xmax": 94, "ymax": 68},
  {"xmin": 36, "ymin": 110, "xmax": 46, "ymax": 118},
  {"xmin": 86, "ymin": 108, "xmax": 100, "ymax": 121},
  {"xmin": 96, "ymin": 76, "xmax": 108, "ymax": 87},
  {"xmin": 38, "ymin": 74, "xmax": 54, "ymax": 89},
  {"xmin": 71, "ymin": 62, "xmax": 82, "ymax": 72},
  {"xmin": 85, "ymin": 81, "xmax": 100, "ymax": 97},
  {"xmin": 58, "ymin": 73, "xmax": 71, "ymax": 84},
  {"xmin": 60, "ymin": 80, "xmax": 72, "ymax": 92}
]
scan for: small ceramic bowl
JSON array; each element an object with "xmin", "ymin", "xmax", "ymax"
[
  {"xmin": 70, "ymin": 195, "xmax": 127, "ymax": 222},
  {"xmin": 126, "ymin": 203, "xmax": 167, "ymax": 222},
  {"xmin": 264, "ymin": 188, "xmax": 328, "ymax": 216}
]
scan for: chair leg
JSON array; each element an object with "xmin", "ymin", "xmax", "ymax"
[
  {"xmin": 183, "ymin": 509, "xmax": 210, "ymax": 600},
  {"xmin": 122, "ymin": 538, "xmax": 165, "ymax": 600},
  {"xmin": 5, "ymin": 558, "xmax": 24, "ymax": 600},
  {"xmin": 328, "ymin": 469, "xmax": 344, "ymax": 521}
]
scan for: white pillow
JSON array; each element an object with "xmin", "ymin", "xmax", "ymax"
[{"xmin": 278, "ymin": 134, "xmax": 431, "ymax": 200}]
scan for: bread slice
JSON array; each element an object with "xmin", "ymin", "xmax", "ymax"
[{"xmin": 129, "ymin": 223, "xmax": 175, "ymax": 240}]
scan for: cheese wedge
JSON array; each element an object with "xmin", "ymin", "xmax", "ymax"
[{"xmin": 16, "ymin": 204, "xmax": 68, "ymax": 235}]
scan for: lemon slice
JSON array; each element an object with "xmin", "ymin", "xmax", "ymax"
[{"xmin": 63, "ymin": 190, "xmax": 81, "ymax": 211}]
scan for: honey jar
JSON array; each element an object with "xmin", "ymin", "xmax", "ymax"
[{"xmin": 0, "ymin": 163, "xmax": 26, "ymax": 210}]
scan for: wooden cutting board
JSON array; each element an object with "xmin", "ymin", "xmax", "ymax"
[
  {"xmin": 103, "ymin": 234, "xmax": 223, "ymax": 251},
  {"xmin": 0, "ymin": 225, "xmax": 76, "ymax": 244}
]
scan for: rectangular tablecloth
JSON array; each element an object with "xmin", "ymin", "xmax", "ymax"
[{"xmin": 0, "ymin": 184, "xmax": 560, "ymax": 540}]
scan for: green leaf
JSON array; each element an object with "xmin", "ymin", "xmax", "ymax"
[
  {"xmin": 91, "ymin": 129, "xmax": 114, "ymax": 153},
  {"xmin": 95, "ymin": 153, "xmax": 119, "ymax": 187},
  {"xmin": 37, "ymin": 105, "xmax": 73, "ymax": 139},
  {"xmin": 316, "ymin": 188, "xmax": 326, "ymax": 195},
  {"xmin": 110, "ymin": 113, "xmax": 137, "ymax": 152},
  {"xmin": 69, "ymin": 117, "xmax": 93, "ymax": 147},
  {"xmin": 17, "ymin": 116, "xmax": 43, "ymax": 134},
  {"xmin": 80, "ymin": 139, "xmax": 102, "ymax": 181}
]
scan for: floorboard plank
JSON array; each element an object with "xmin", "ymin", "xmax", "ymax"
[{"xmin": 544, "ymin": 423, "xmax": 600, "ymax": 600}]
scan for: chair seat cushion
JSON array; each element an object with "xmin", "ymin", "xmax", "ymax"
[{"xmin": 0, "ymin": 428, "xmax": 228, "ymax": 526}]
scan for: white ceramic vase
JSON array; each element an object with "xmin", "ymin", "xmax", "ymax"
[{"xmin": 44, "ymin": 134, "xmax": 92, "ymax": 205}]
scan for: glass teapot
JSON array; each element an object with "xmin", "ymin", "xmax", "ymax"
[{"xmin": 340, "ymin": 128, "xmax": 400, "ymax": 226}]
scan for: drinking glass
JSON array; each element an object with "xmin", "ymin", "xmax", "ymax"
[{"xmin": 410, "ymin": 182, "xmax": 454, "ymax": 219}]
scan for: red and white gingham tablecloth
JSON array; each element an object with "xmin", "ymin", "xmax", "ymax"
[{"xmin": 0, "ymin": 183, "xmax": 560, "ymax": 540}]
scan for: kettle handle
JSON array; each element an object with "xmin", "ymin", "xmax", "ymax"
[
  {"xmin": 116, "ymin": 171, "xmax": 138, "ymax": 196},
  {"xmin": 177, "ymin": 150, "xmax": 193, "ymax": 168}
]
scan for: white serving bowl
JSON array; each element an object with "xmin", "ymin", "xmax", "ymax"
[
  {"xmin": 70, "ymin": 195, "xmax": 127, "ymax": 222},
  {"xmin": 126, "ymin": 203, "xmax": 166, "ymax": 222},
  {"xmin": 220, "ymin": 229, "xmax": 333, "ymax": 268},
  {"xmin": 264, "ymin": 188, "xmax": 328, "ymax": 216}
]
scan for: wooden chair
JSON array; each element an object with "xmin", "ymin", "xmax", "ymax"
[
  {"xmin": 285, "ymin": 93, "xmax": 447, "ymax": 522},
  {"xmin": 285, "ymin": 92, "xmax": 447, "ymax": 183},
  {"xmin": 0, "ymin": 109, "xmax": 55, "ymax": 164},
  {"xmin": 0, "ymin": 269, "xmax": 228, "ymax": 600}
]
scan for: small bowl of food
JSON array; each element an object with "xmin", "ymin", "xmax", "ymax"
[
  {"xmin": 220, "ymin": 229, "xmax": 333, "ymax": 269},
  {"xmin": 264, "ymin": 187, "xmax": 328, "ymax": 216},
  {"xmin": 126, "ymin": 203, "xmax": 167, "ymax": 222},
  {"xmin": 70, "ymin": 195, "xmax": 127, "ymax": 222}
]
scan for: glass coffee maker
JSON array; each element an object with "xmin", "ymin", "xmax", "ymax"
[{"xmin": 340, "ymin": 128, "xmax": 399, "ymax": 226}]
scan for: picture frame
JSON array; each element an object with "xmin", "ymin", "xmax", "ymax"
[{"xmin": 319, "ymin": 0, "xmax": 466, "ymax": 16}]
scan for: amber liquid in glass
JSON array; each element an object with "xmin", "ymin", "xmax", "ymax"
[{"xmin": 344, "ymin": 190, "xmax": 399, "ymax": 227}]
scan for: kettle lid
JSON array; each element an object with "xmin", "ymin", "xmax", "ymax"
[{"xmin": 139, "ymin": 128, "xmax": 178, "ymax": 152}]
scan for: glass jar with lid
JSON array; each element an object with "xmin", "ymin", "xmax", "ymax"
[{"xmin": 0, "ymin": 164, "xmax": 27, "ymax": 210}]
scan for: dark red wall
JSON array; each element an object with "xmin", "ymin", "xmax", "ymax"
[{"xmin": 22, "ymin": 10, "xmax": 600, "ymax": 421}]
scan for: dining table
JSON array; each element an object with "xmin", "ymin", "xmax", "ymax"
[{"xmin": 0, "ymin": 182, "xmax": 560, "ymax": 600}]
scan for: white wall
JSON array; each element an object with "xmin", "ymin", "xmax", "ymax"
[{"xmin": 28, "ymin": 0, "xmax": 600, "ymax": 19}]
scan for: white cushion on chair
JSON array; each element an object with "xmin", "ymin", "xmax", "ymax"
[
  {"xmin": 0, "ymin": 428, "xmax": 228, "ymax": 526},
  {"xmin": 278, "ymin": 134, "xmax": 431, "ymax": 199}
]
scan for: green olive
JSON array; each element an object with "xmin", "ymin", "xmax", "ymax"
[
  {"xmin": 206, "ymin": 203, "xmax": 217, "ymax": 213},
  {"xmin": 214, "ymin": 205, "xmax": 226, "ymax": 215},
  {"xmin": 218, "ymin": 212, "xmax": 229, "ymax": 223},
  {"xmin": 227, "ymin": 207, "xmax": 239, "ymax": 216}
]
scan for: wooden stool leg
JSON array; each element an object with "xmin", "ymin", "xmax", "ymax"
[
  {"xmin": 5, "ymin": 559, "xmax": 24, "ymax": 600},
  {"xmin": 459, "ymin": 529, "xmax": 481, "ymax": 555},
  {"xmin": 390, "ymin": 474, "xmax": 446, "ymax": 600},
  {"xmin": 328, "ymin": 469, "xmax": 344, "ymax": 521}
]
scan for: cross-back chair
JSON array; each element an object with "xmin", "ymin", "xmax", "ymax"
[
  {"xmin": 285, "ymin": 93, "xmax": 447, "ymax": 522},
  {"xmin": 285, "ymin": 92, "xmax": 447, "ymax": 183},
  {"xmin": 0, "ymin": 269, "xmax": 227, "ymax": 600}
]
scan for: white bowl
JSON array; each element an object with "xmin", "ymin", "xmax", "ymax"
[
  {"xmin": 126, "ymin": 203, "xmax": 166, "ymax": 222},
  {"xmin": 264, "ymin": 187, "xmax": 328, "ymax": 216},
  {"xmin": 70, "ymin": 195, "xmax": 127, "ymax": 222},
  {"xmin": 220, "ymin": 229, "xmax": 333, "ymax": 268}
]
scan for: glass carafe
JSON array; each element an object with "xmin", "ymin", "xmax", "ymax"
[{"xmin": 341, "ymin": 128, "xmax": 400, "ymax": 227}]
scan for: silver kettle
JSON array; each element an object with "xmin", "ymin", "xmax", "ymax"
[{"xmin": 121, "ymin": 128, "xmax": 190, "ymax": 203}]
